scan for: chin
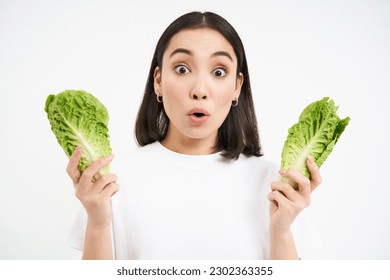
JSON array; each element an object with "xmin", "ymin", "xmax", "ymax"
[{"xmin": 183, "ymin": 130, "xmax": 218, "ymax": 142}]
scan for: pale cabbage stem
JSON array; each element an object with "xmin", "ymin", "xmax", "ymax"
[
  {"xmin": 280, "ymin": 106, "xmax": 332, "ymax": 188},
  {"xmin": 60, "ymin": 111, "xmax": 102, "ymax": 179},
  {"xmin": 279, "ymin": 138, "xmax": 316, "ymax": 190}
]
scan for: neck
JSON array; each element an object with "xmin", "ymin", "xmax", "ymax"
[{"xmin": 161, "ymin": 127, "xmax": 217, "ymax": 155}]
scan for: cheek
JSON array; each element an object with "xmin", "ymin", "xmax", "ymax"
[
  {"xmin": 161, "ymin": 72, "xmax": 186, "ymax": 100},
  {"xmin": 212, "ymin": 86, "xmax": 236, "ymax": 122},
  {"xmin": 217, "ymin": 100, "xmax": 233, "ymax": 122},
  {"xmin": 160, "ymin": 74, "xmax": 186, "ymax": 121},
  {"xmin": 214, "ymin": 83, "xmax": 236, "ymax": 106}
]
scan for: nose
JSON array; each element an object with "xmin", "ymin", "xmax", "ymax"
[
  {"xmin": 190, "ymin": 75, "xmax": 209, "ymax": 100},
  {"xmin": 191, "ymin": 91, "xmax": 208, "ymax": 100}
]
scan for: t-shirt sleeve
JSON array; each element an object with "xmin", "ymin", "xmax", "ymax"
[
  {"xmin": 291, "ymin": 208, "xmax": 323, "ymax": 259},
  {"xmin": 66, "ymin": 206, "xmax": 87, "ymax": 251}
]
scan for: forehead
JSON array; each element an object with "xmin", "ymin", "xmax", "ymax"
[{"xmin": 164, "ymin": 27, "xmax": 236, "ymax": 60}]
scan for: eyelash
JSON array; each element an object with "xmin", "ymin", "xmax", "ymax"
[{"xmin": 174, "ymin": 65, "xmax": 228, "ymax": 78}]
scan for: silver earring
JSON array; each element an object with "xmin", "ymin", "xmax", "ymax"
[
  {"xmin": 156, "ymin": 94, "xmax": 163, "ymax": 103},
  {"xmin": 232, "ymin": 98, "xmax": 239, "ymax": 107}
]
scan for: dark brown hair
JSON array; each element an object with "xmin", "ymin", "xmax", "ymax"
[{"xmin": 135, "ymin": 11, "xmax": 262, "ymax": 159}]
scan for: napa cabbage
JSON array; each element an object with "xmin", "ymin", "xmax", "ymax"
[
  {"xmin": 44, "ymin": 90, "xmax": 112, "ymax": 174},
  {"xmin": 280, "ymin": 97, "xmax": 350, "ymax": 185}
]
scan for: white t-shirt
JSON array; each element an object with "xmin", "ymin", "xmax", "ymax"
[{"xmin": 67, "ymin": 142, "xmax": 322, "ymax": 259}]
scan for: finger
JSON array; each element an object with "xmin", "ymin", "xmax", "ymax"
[
  {"xmin": 101, "ymin": 182, "xmax": 120, "ymax": 198},
  {"xmin": 93, "ymin": 173, "xmax": 118, "ymax": 193},
  {"xmin": 307, "ymin": 156, "xmax": 322, "ymax": 191},
  {"xmin": 268, "ymin": 190, "xmax": 292, "ymax": 208},
  {"xmin": 271, "ymin": 181, "xmax": 300, "ymax": 202},
  {"xmin": 280, "ymin": 169, "xmax": 311, "ymax": 197},
  {"xmin": 80, "ymin": 155, "xmax": 114, "ymax": 184},
  {"xmin": 66, "ymin": 146, "xmax": 82, "ymax": 184}
]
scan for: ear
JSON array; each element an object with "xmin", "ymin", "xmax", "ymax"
[
  {"xmin": 154, "ymin": 66, "xmax": 162, "ymax": 96},
  {"xmin": 234, "ymin": 72, "xmax": 244, "ymax": 99}
]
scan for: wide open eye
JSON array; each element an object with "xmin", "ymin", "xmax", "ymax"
[
  {"xmin": 175, "ymin": 65, "xmax": 190, "ymax": 74},
  {"xmin": 212, "ymin": 68, "xmax": 227, "ymax": 77}
]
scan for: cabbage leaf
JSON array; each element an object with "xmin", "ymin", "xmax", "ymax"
[
  {"xmin": 44, "ymin": 90, "xmax": 112, "ymax": 174},
  {"xmin": 280, "ymin": 97, "xmax": 350, "ymax": 184}
]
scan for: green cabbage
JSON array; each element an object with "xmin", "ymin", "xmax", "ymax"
[
  {"xmin": 280, "ymin": 97, "xmax": 350, "ymax": 185},
  {"xmin": 44, "ymin": 90, "xmax": 112, "ymax": 174}
]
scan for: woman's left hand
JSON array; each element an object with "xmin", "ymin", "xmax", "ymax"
[{"xmin": 268, "ymin": 156, "xmax": 322, "ymax": 234}]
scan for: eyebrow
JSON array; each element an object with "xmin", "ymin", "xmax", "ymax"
[
  {"xmin": 169, "ymin": 48, "xmax": 193, "ymax": 58},
  {"xmin": 211, "ymin": 51, "xmax": 233, "ymax": 61},
  {"xmin": 169, "ymin": 48, "xmax": 233, "ymax": 61}
]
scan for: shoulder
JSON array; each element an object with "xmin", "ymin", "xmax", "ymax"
[
  {"xmin": 220, "ymin": 155, "xmax": 280, "ymax": 187},
  {"xmin": 235, "ymin": 154, "xmax": 279, "ymax": 176},
  {"xmin": 111, "ymin": 142, "xmax": 160, "ymax": 171},
  {"xmin": 115, "ymin": 142, "xmax": 160, "ymax": 159}
]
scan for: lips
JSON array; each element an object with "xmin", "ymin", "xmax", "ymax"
[
  {"xmin": 188, "ymin": 108, "xmax": 210, "ymax": 124},
  {"xmin": 188, "ymin": 108, "xmax": 209, "ymax": 117}
]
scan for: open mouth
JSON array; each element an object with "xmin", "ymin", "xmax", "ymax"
[
  {"xmin": 188, "ymin": 108, "xmax": 209, "ymax": 123},
  {"xmin": 193, "ymin": 112, "xmax": 205, "ymax": 118}
]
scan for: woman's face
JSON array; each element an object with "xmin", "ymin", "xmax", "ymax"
[{"xmin": 154, "ymin": 27, "xmax": 243, "ymax": 150}]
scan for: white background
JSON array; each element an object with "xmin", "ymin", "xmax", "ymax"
[{"xmin": 0, "ymin": 0, "xmax": 389, "ymax": 260}]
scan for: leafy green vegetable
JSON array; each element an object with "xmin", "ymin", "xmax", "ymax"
[
  {"xmin": 44, "ymin": 90, "xmax": 112, "ymax": 174},
  {"xmin": 280, "ymin": 97, "xmax": 350, "ymax": 185}
]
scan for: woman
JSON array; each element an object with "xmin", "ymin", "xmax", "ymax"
[{"xmin": 66, "ymin": 11, "xmax": 322, "ymax": 260}]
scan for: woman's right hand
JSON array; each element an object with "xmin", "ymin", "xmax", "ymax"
[{"xmin": 66, "ymin": 146, "xmax": 120, "ymax": 229}]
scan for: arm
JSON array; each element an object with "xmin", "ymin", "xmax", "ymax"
[
  {"xmin": 269, "ymin": 229, "xmax": 298, "ymax": 260},
  {"xmin": 268, "ymin": 157, "xmax": 322, "ymax": 260},
  {"xmin": 82, "ymin": 219, "xmax": 113, "ymax": 260},
  {"xmin": 66, "ymin": 146, "xmax": 119, "ymax": 260}
]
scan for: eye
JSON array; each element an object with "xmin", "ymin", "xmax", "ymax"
[
  {"xmin": 212, "ymin": 68, "xmax": 227, "ymax": 77},
  {"xmin": 175, "ymin": 65, "xmax": 190, "ymax": 74}
]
